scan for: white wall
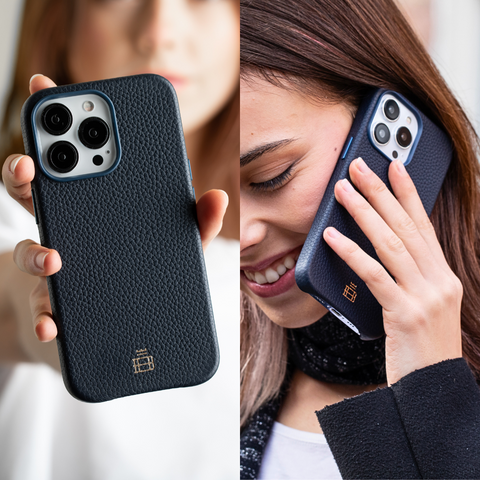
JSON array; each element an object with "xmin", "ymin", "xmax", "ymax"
[
  {"xmin": 430, "ymin": 0, "xmax": 480, "ymax": 134},
  {"xmin": 0, "ymin": 0, "xmax": 24, "ymax": 116}
]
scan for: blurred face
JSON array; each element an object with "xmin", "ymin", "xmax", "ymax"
[
  {"xmin": 68, "ymin": 0, "xmax": 239, "ymax": 135},
  {"xmin": 240, "ymin": 76, "xmax": 354, "ymax": 328}
]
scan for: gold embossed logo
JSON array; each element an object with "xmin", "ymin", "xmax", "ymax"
[
  {"xmin": 132, "ymin": 348, "xmax": 155, "ymax": 374},
  {"xmin": 343, "ymin": 282, "xmax": 357, "ymax": 303}
]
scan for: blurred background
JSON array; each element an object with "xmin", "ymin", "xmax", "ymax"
[
  {"xmin": 2, "ymin": 0, "xmax": 477, "ymax": 135},
  {"xmin": 397, "ymin": 0, "xmax": 480, "ymax": 134}
]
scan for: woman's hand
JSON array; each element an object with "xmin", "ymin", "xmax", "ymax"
[
  {"xmin": 323, "ymin": 157, "xmax": 463, "ymax": 386},
  {"xmin": 1, "ymin": 74, "xmax": 228, "ymax": 344}
]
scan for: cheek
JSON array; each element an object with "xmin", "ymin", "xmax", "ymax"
[
  {"xmin": 265, "ymin": 168, "xmax": 332, "ymax": 235},
  {"xmin": 180, "ymin": 7, "xmax": 239, "ymax": 131},
  {"xmin": 68, "ymin": 10, "xmax": 128, "ymax": 82},
  {"xmin": 194, "ymin": 5, "xmax": 239, "ymax": 74}
]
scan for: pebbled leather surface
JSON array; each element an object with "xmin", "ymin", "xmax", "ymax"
[
  {"xmin": 21, "ymin": 75, "xmax": 219, "ymax": 402},
  {"xmin": 296, "ymin": 89, "xmax": 453, "ymax": 340}
]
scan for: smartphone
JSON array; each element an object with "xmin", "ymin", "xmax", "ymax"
[
  {"xmin": 295, "ymin": 89, "xmax": 452, "ymax": 340},
  {"xmin": 21, "ymin": 74, "xmax": 219, "ymax": 402}
]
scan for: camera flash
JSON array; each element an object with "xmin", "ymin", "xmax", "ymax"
[
  {"xmin": 83, "ymin": 101, "xmax": 94, "ymax": 112},
  {"xmin": 406, "ymin": 116, "xmax": 412, "ymax": 125}
]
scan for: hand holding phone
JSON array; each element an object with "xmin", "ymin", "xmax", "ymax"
[
  {"xmin": 3, "ymin": 74, "xmax": 227, "ymax": 402},
  {"xmin": 296, "ymin": 89, "xmax": 453, "ymax": 340},
  {"xmin": 295, "ymin": 88, "xmax": 463, "ymax": 383},
  {"xmin": 323, "ymin": 156, "xmax": 463, "ymax": 385}
]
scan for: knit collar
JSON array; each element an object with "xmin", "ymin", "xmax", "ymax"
[
  {"xmin": 240, "ymin": 313, "xmax": 386, "ymax": 478},
  {"xmin": 288, "ymin": 312, "xmax": 386, "ymax": 385}
]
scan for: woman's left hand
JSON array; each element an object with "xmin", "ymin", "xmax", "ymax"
[{"xmin": 323, "ymin": 157, "xmax": 463, "ymax": 386}]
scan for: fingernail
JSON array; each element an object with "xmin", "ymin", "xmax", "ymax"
[
  {"xmin": 10, "ymin": 155, "xmax": 24, "ymax": 174},
  {"xmin": 355, "ymin": 157, "xmax": 370, "ymax": 174},
  {"xmin": 35, "ymin": 252, "xmax": 48, "ymax": 270},
  {"xmin": 341, "ymin": 178, "xmax": 354, "ymax": 192},
  {"xmin": 29, "ymin": 73, "xmax": 43, "ymax": 86},
  {"xmin": 395, "ymin": 159, "xmax": 407, "ymax": 175},
  {"xmin": 221, "ymin": 190, "xmax": 229, "ymax": 207},
  {"xmin": 325, "ymin": 227, "xmax": 340, "ymax": 239}
]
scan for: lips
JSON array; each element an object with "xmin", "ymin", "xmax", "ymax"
[
  {"xmin": 131, "ymin": 69, "xmax": 189, "ymax": 91},
  {"xmin": 241, "ymin": 246, "xmax": 303, "ymax": 298}
]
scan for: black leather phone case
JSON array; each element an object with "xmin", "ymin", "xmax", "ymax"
[
  {"xmin": 21, "ymin": 74, "xmax": 219, "ymax": 402},
  {"xmin": 295, "ymin": 89, "xmax": 452, "ymax": 340}
]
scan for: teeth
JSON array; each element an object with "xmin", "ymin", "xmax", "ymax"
[
  {"xmin": 265, "ymin": 268, "xmax": 280, "ymax": 283},
  {"xmin": 254, "ymin": 272, "xmax": 267, "ymax": 285},
  {"xmin": 284, "ymin": 257, "xmax": 295, "ymax": 269},
  {"xmin": 244, "ymin": 253, "xmax": 298, "ymax": 285}
]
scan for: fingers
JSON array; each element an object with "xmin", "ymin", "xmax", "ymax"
[
  {"xmin": 13, "ymin": 240, "xmax": 62, "ymax": 276},
  {"xmin": 333, "ymin": 176, "xmax": 423, "ymax": 289},
  {"xmin": 29, "ymin": 74, "xmax": 56, "ymax": 95},
  {"xmin": 346, "ymin": 157, "xmax": 443, "ymax": 283},
  {"xmin": 1, "ymin": 75, "xmax": 57, "ymax": 214},
  {"xmin": 387, "ymin": 159, "xmax": 451, "ymax": 273},
  {"xmin": 323, "ymin": 226, "xmax": 401, "ymax": 311},
  {"xmin": 30, "ymin": 278, "xmax": 57, "ymax": 342},
  {"xmin": 1, "ymin": 155, "xmax": 36, "ymax": 215},
  {"xmin": 196, "ymin": 189, "xmax": 229, "ymax": 250}
]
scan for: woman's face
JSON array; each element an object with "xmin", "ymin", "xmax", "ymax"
[
  {"xmin": 68, "ymin": 0, "xmax": 239, "ymax": 135},
  {"xmin": 240, "ymin": 76, "xmax": 354, "ymax": 328}
]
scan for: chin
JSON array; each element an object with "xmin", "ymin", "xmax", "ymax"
[{"xmin": 254, "ymin": 293, "xmax": 328, "ymax": 329}]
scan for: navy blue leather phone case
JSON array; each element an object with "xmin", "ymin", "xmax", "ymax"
[
  {"xmin": 21, "ymin": 74, "xmax": 219, "ymax": 402},
  {"xmin": 295, "ymin": 89, "xmax": 452, "ymax": 340}
]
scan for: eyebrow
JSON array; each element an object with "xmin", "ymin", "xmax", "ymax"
[{"xmin": 240, "ymin": 138, "xmax": 298, "ymax": 167}]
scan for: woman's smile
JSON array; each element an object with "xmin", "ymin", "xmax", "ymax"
[
  {"xmin": 240, "ymin": 76, "xmax": 354, "ymax": 327},
  {"xmin": 241, "ymin": 245, "xmax": 303, "ymax": 297}
]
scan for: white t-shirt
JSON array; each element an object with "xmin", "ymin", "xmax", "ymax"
[
  {"xmin": 0, "ymin": 182, "xmax": 240, "ymax": 480},
  {"xmin": 258, "ymin": 421, "xmax": 342, "ymax": 480}
]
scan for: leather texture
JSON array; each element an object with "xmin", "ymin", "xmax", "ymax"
[
  {"xmin": 296, "ymin": 89, "xmax": 453, "ymax": 340},
  {"xmin": 21, "ymin": 74, "xmax": 219, "ymax": 402}
]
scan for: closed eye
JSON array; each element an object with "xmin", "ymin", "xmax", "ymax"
[{"xmin": 249, "ymin": 162, "xmax": 296, "ymax": 192}]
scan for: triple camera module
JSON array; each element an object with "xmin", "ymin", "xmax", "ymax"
[
  {"xmin": 370, "ymin": 94, "xmax": 419, "ymax": 165},
  {"xmin": 374, "ymin": 99, "xmax": 412, "ymax": 149},
  {"xmin": 42, "ymin": 103, "xmax": 110, "ymax": 173}
]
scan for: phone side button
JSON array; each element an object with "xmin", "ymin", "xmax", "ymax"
[
  {"xmin": 341, "ymin": 136, "xmax": 354, "ymax": 159},
  {"xmin": 187, "ymin": 159, "xmax": 193, "ymax": 181},
  {"xmin": 31, "ymin": 189, "xmax": 39, "ymax": 225}
]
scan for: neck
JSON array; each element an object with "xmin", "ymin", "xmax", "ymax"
[{"xmin": 277, "ymin": 368, "xmax": 387, "ymax": 433}]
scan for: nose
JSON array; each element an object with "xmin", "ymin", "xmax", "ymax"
[
  {"xmin": 240, "ymin": 195, "xmax": 268, "ymax": 255},
  {"xmin": 133, "ymin": 0, "xmax": 189, "ymax": 54}
]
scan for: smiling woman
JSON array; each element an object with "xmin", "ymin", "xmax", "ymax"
[
  {"xmin": 0, "ymin": 0, "xmax": 239, "ymax": 478},
  {"xmin": 241, "ymin": 78, "xmax": 354, "ymax": 325},
  {"xmin": 240, "ymin": 0, "xmax": 480, "ymax": 479}
]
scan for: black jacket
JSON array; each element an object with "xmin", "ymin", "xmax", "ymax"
[{"xmin": 240, "ymin": 358, "xmax": 480, "ymax": 479}]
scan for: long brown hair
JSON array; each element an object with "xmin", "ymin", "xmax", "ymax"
[
  {"xmin": 0, "ymin": 0, "xmax": 239, "ymax": 238},
  {"xmin": 240, "ymin": 0, "xmax": 480, "ymax": 428}
]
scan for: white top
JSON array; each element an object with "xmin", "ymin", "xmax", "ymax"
[
  {"xmin": 258, "ymin": 422, "xmax": 342, "ymax": 480},
  {"xmin": 0, "ymin": 182, "xmax": 240, "ymax": 480}
]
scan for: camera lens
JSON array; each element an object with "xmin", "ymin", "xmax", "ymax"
[
  {"xmin": 78, "ymin": 117, "xmax": 110, "ymax": 149},
  {"xmin": 374, "ymin": 123, "xmax": 390, "ymax": 145},
  {"xmin": 384, "ymin": 99, "xmax": 400, "ymax": 121},
  {"xmin": 42, "ymin": 104, "xmax": 73, "ymax": 136},
  {"xmin": 47, "ymin": 141, "xmax": 78, "ymax": 173},
  {"xmin": 396, "ymin": 126, "xmax": 412, "ymax": 148}
]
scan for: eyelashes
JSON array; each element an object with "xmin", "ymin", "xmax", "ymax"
[{"xmin": 249, "ymin": 162, "xmax": 296, "ymax": 193}]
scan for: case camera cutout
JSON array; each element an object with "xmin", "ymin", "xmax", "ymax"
[
  {"xmin": 32, "ymin": 92, "xmax": 121, "ymax": 181},
  {"xmin": 368, "ymin": 93, "xmax": 419, "ymax": 166}
]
